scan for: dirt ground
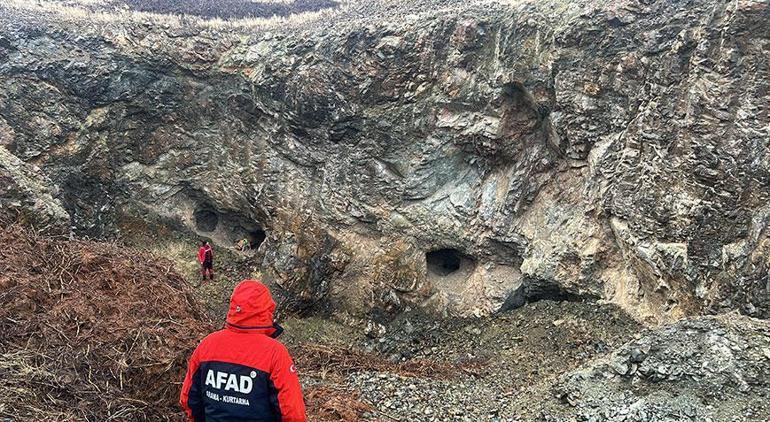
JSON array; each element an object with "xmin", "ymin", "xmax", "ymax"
[
  {"xmin": 118, "ymin": 219, "xmax": 647, "ymax": 421},
  {"xmin": 282, "ymin": 301, "xmax": 641, "ymax": 421},
  {"xmin": 0, "ymin": 219, "xmax": 644, "ymax": 421}
]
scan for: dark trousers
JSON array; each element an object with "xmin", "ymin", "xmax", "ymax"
[{"xmin": 201, "ymin": 261, "xmax": 214, "ymax": 280}]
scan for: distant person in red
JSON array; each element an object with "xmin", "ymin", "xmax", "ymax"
[
  {"xmin": 180, "ymin": 280, "xmax": 306, "ymax": 421},
  {"xmin": 197, "ymin": 241, "xmax": 214, "ymax": 282}
]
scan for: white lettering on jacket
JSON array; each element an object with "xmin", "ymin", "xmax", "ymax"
[{"xmin": 205, "ymin": 369, "xmax": 254, "ymax": 394}]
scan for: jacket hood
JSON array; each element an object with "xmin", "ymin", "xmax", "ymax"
[{"xmin": 225, "ymin": 280, "xmax": 281, "ymax": 337}]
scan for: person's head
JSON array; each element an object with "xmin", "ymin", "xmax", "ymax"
[
  {"xmin": 201, "ymin": 240, "xmax": 208, "ymax": 246},
  {"xmin": 226, "ymin": 280, "xmax": 279, "ymax": 335}
]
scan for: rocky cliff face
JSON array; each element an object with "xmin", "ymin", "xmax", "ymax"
[
  {"xmin": 1, "ymin": 0, "xmax": 768, "ymax": 321},
  {"xmin": 0, "ymin": 146, "xmax": 70, "ymax": 233}
]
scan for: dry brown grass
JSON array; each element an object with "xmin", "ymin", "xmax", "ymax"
[
  {"xmin": 294, "ymin": 342, "xmax": 488, "ymax": 380},
  {"xmin": 0, "ymin": 224, "xmax": 214, "ymax": 420},
  {"xmin": 305, "ymin": 385, "xmax": 374, "ymax": 421}
]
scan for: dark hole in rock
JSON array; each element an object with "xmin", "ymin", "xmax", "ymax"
[
  {"xmin": 426, "ymin": 249, "xmax": 472, "ymax": 276},
  {"xmin": 194, "ymin": 209, "xmax": 218, "ymax": 232},
  {"xmin": 500, "ymin": 280, "xmax": 587, "ymax": 312},
  {"xmin": 500, "ymin": 82, "xmax": 540, "ymax": 136},
  {"xmin": 247, "ymin": 229, "xmax": 267, "ymax": 250}
]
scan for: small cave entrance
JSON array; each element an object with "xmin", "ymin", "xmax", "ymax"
[
  {"xmin": 191, "ymin": 205, "xmax": 268, "ymax": 251},
  {"xmin": 244, "ymin": 228, "xmax": 267, "ymax": 250},
  {"xmin": 194, "ymin": 209, "xmax": 219, "ymax": 232},
  {"xmin": 229, "ymin": 219, "xmax": 268, "ymax": 252},
  {"xmin": 426, "ymin": 249, "xmax": 474, "ymax": 277}
]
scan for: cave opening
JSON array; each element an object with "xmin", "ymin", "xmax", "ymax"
[
  {"xmin": 426, "ymin": 249, "xmax": 472, "ymax": 276},
  {"xmin": 246, "ymin": 228, "xmax": 267, "ymax": 250},
  {"xmin": 194, "ymin": 209, "xmax": 218, "ymax": 232}
]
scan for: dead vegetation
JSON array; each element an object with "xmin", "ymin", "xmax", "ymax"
[
  {"xmin": 295, "ymin": 342, "xmax": 488, "ymax": 381},
  {"xmin": 0, "ymin": 224, "xmax": 214, "ymax": 420},
  {"xmin": 305, "ymin": 386, "xmax": 374, "ymax": 421}
]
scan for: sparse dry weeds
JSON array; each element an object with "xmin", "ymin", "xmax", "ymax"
[
  {"xmin": 295, "ymin": 342, "xmax": 488, "ymax": 381},
  {"xmin": 305, "ymin": 385, "xmax": 374, "ymax": 422}
]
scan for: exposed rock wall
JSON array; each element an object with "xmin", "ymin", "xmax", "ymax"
[
  {"xmin": 0, "ymin": 146, "xmax": 70, "ymax": 233},
  {"xmin": 1, "ymin": 0, "xmax": 768, "ymax": 321}
]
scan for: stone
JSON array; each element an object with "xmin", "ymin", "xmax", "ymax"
[
  {"xmin": 629, "ymin": 347, "xmax": 646, "ymax": 363},
  {"xmin": 611, "ymin": 361, "xmax": 629, "ymax": 376}
]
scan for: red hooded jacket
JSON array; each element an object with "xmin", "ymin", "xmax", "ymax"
[
  {"xmin": 198, "ymin": 244, "xmax": 213, "ymax": 265},
  {"xmin": 180, "ymin": 280, "xmax": 306, "ymax": 421}
]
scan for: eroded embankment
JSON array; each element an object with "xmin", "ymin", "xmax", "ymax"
[{"xmin": 2, "ymin": 223, "xmax": 769, "ymax": 421}]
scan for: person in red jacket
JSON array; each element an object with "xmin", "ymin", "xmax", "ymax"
[
  {"xmin": 180, "ymin": 280, "xmax": 306, "ymax": 421},
  {"xmin": 197, "ymin": 241, "xmax": 214, "ymax": 282}
]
